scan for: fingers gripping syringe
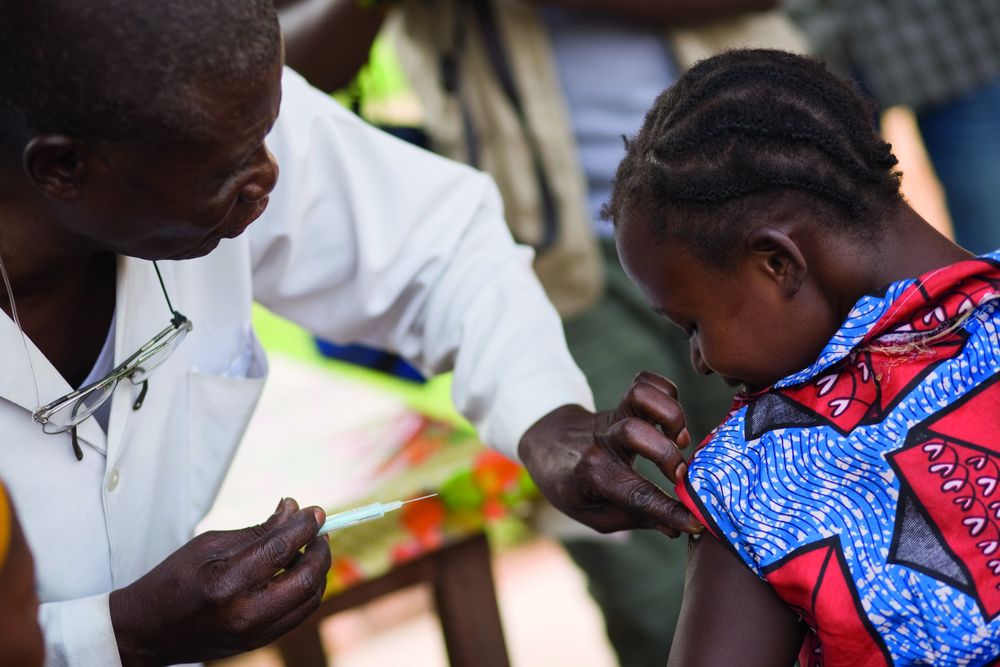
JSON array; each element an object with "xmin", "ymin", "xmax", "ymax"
[{"xmin": 318, "ymin": 494, "xmax": 438, "ymax": 536}]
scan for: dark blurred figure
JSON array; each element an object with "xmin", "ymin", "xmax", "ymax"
[
  {"xmin": 0, "ymin": 483, "xmax": 44, "ymax": 667},
  {"xmin": 788, "ymin": 0, "xmax": 1000, "ymax": 254}
]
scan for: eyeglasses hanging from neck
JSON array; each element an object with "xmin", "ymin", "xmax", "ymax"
[{"xmin": 8, "ymin": 260, "xmax": 194, "ymax": 461}]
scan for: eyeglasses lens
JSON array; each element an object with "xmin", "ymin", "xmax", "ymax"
[
  {"xmin": 128, "ymin": 324, "xmax": 190, "ymax": 384},
  {"xmin": 41, "ymin": 381, "xmax": 116, "ymax": 433}
]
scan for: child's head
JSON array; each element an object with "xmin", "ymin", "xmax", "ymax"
[
  {"xmin": 606, "ymin": 49, "xmax": 905, "ymax": 391},
  {"xmin": 0, "ymin": 483, "xmax": 43, "ymax": 667}
]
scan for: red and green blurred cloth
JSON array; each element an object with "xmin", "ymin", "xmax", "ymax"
[
  {"xmin": 323, "ymin": 418, "xmax": 536, "ymax": 595},
  {"xmin": 201, "ymin": 306, "xmax": 539, "ymax": 599}
]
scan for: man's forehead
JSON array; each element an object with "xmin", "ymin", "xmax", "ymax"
[
  {"xmin": 180, "ymin": 65, "xmax": 282, "ymax": 147},
  {"xmin": 190, "ymin": 62, "xmax": 281, "ymax": 116}
]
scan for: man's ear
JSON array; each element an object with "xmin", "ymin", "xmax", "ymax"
[
  {"xmin": 745, "ymin": 227, "xmax": 807, "ymax": 297},
  {"xmin": 22, "ymin": 135, "xmax": 90, "ymax": 201}
]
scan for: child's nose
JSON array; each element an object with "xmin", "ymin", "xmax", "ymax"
[{"xmin": 690, "ymin": 339, "xmax": 713, "ymax": 376}]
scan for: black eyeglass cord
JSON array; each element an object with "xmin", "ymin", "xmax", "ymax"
[{"xmin": 152, "ymin": 261, "xmax": 185, "ymax": 327}]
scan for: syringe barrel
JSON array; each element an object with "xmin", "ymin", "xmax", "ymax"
[{"xmin": 320, "ymin": 502, "xmax": 385, "ymax": 534}]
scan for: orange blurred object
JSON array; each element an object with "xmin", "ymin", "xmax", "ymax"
[
  {"xmin": 330, "ymin": 556, "xmax": 364, "ymax": 589},
  {"xmin": 482, "ymin": 498, "xmax": 507, "ymax": 521},
  {"xmin": 472, "ymin": 451, "xmax": 521, "ymax": 496},
  {"xmin": 401, "ymin": 495, "xmax": 446, "ymax": 538}
]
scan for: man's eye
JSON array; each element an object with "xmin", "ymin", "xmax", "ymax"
[
  {"xmin": 237, "ymin": 148, "xmax": 259, "ymax": 171},
  {"xmin": 217, "ymin": 148, "xmax": 260, "ymax": 183}
]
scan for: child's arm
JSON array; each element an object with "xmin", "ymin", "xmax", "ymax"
[{"xmin": 668, "ymin": 534, "xmax": 805, "ymax": 667}]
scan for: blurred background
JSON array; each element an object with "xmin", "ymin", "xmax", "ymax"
[{"xmin": 215, "ymin": 0, "xmax": 995, "ymax": 664}]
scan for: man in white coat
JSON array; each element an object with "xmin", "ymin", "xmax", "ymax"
[{"xmin": 0, "ymin": 1, "xmax": 696, "ymax": 664}]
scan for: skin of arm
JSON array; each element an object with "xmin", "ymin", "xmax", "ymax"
[
  {"xmin": 668, "ymin": 533, "xmax": 804, "ymax": 667},
  {"xmin": 278, "ymin": 0, "xmax": 387, "ymax": 92}
]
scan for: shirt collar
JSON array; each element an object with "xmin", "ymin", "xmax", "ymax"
[
  {"xmin": 0, "ymin": 255, "xmax": 166, "ymax": 455},
  {"xmin": 774, "ymin": 250, "xmax": 1000, "ymax": 389},
  {"xmin": 0, "ymin": 307, "xmax": 73, "ymax": 415},
  {"xmin": 0, "ymin": 303, "xmax": 111, "ymax": 453}
]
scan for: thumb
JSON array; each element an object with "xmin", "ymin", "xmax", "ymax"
[
  {"xmin": 236, "ymin": 498, "xmax": 300, "ymax": 542},
  {"xmin": 260, "ymin": 497, "xmax": 299, "ymax": 531}
]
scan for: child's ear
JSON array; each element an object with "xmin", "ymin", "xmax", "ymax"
[{"xmin": 745, "ymin": 227, "xmax": 807, "ymax": 296}]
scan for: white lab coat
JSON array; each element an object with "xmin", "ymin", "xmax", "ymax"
[{"xmin": 0, "ymin": 68, "xmax": 593, "ymax": 666}]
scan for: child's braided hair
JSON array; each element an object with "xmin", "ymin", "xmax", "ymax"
[{"xmin": 603, "ymin": 49, "xmax": 903, "ymax": 265}]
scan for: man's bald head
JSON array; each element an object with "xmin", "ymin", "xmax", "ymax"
[{"xmin": 0, "ymin": 0, "xmax": 280, "ymax": 151}]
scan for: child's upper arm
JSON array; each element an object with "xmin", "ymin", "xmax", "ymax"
[{"xmin": 667, "ymin": 534, "xmax": 804, "ymax": 667}]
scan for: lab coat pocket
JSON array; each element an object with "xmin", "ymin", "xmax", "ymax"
[{"xmin": 185, "ymin": 341, "xmax": 268, "ymax": 528}]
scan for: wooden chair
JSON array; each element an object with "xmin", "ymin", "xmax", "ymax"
[{"xmin": 274, "ymin": 533, "xmax": 510, "ymax": 667}]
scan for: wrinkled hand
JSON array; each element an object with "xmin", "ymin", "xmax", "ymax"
[
  {"xmin": 518, "ymin": 371, "xmax": 702, "ymax": 537},
  {"xmin": 110, "ymin": 498, "xmax": 331, "ymax": 666}
]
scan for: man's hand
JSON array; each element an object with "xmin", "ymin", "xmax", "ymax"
[
  {"xmin": 518, "ymin": 371, "xmax": 701, "ymax": 537},
  {"xmin": 110, "ymin": 498, "xmax": 331, "ymax": 666}
]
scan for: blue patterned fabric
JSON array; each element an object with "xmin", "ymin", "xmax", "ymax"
[{"xmin": 677, "ymin": 251, "xmax": 1000, "ymax": 666}]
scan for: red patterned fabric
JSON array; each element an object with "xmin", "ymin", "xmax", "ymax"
[{"xmin": 677, "ymin": 254, "xmax": 1000, "ymax": 665}]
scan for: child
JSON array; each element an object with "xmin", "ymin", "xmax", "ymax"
[
  {"xmin": 0, "ymin": 481, "xmax": 44, "ymax": 667},
  {"xmin": 605, "ymin": 49, "xmax": 1000, "ymax": 666}
]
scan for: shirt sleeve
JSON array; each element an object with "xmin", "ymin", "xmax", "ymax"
[
  {"xmin": 248, "ymin": 68, "xmax": 594, "ymax": 460},
  {"xmin": 675, "ymin": 415, "xmax": 766, "ymax": 578},
  {"xmin": 39, "ymin": 594, "xmax": 122, "ymax": 667}
]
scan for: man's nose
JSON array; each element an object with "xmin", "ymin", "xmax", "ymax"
[
  {"xmin": 240, "ymin": 146, "xmax": 279, "ymax": 204},
  {"xmin": 690, "ymin": 338, "xmax": 713, "ymax": 376}
]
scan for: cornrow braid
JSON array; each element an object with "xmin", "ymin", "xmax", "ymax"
[{"xmin": 604, "ymin": 49, "xmax": 903, "ymax": 266}]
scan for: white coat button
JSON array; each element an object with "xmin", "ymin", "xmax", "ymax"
[{"xmin": 107, "ymin": 468, "xmax": 120, "ymax": 492}]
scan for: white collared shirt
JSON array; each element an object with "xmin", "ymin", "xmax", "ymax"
[{"xmin": 0, "ymin": 68, "xmax": 593, "ymax": 666}]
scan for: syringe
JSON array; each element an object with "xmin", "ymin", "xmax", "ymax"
[{"xmin": 318, "ymin": 494, "xmax": 438, "ymax": 535}]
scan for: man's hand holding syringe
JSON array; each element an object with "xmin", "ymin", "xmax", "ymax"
[{"xmin": 110, "ymin": 493, "xmax": 437, "ymax": 665}]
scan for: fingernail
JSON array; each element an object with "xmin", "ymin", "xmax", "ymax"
[
  {"xmin": 689, "ymin": 520, "xmax": 705, "ymax": 534},
  {"xmin": 677, "ymin": 428, "xmax": 691, "ymax": 447},
  {"xmin": 675, "ymin": 462, "xmax": 688, "ymax": 480},
  {"xmin": 274, "ymin": 497, "xmax": 286, "ymax": 514},
  {"xmin": 309, "ymin": 507, "xmax": 326, "ymax": 527}
]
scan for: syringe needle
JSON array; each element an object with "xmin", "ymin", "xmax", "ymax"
[{"xmin": 401, "ymin": 493, "xmax": 438, "ymax": 505}]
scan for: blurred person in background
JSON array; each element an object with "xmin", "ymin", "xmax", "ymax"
[
  {"xmin": 787, "ymin": 0, "xmax": 1000, "ymax": 255},
  {"xmin": 280, "ymin": 2, "xmax": 807, "ymax": 664},
  {"xmin": 0, "ymin": 481, "xmax": 45, "ymax": 667}
]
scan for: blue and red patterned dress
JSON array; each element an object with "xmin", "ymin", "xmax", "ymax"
[{"xmin": 675, "ymin": 252, "xmax": 1000, "ymax": 666}]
